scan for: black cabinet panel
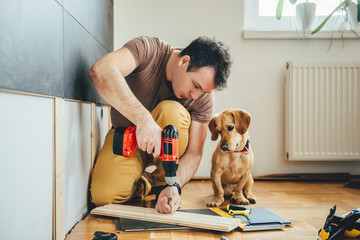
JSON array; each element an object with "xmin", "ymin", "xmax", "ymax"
[
  {"xmin": 55, "ymin": 0, "xmax": 63, "ymax": 6},
  {"xmin": 63, "ymin": 0, "xmax": 96, "ymax": 37},
  {"xmin": 0, "ymin": 0, "xmax": 63, "ymax": 97},
  {"xmin": 0, "ymin": 0, "xmax": 112, "ymax": 103},
  {"xmin": 63, "ymin": 0, "xmax": 113, "ymax": 51},
  {"xmin": 63, "ymin": 12, "xmax": 107, "ymax": 104},
  {"xmin": 95, "ymin": 0, "xmax": 114, "ymax": 51}
]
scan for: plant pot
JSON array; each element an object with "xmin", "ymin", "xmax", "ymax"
[
  {"xmin": 348, "ymin": 3, "xmax": 360, "ymax": 31},
  {"xmin": 296, "ymin": 2, "xmax": 316, "ymax": 31}
]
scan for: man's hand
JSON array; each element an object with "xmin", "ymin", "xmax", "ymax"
[
  {"xmin": 89, "ymin": 47, "xmax": 162, "ymax": 158},
  {"xmin": 136, "ymin": 117, "xmax": 162, "ymax": 158},
  {"xmin": 155, "ymin": 186, "xmax": 181, "ymax": 214}
]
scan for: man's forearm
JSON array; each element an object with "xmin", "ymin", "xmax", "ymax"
[
  {"xmin": 174, "ymin": 121, "xmax": 208, "ymax": 188},
  {"xmin": 176, "ymin": 152, "xmax": 202, "ymax": 187}
]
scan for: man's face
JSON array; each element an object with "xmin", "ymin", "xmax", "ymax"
[{"xmin": 172, "ymin": 56, "xmax": 216, "ymax": 100}]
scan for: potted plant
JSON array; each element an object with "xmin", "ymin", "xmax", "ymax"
[
  {"xmin": 311, "ymin": 0, "xmax": 360, "ymax": 34},
  {"xmin": 276, "ymin": 0, "xmax": 297, "ymax": 20},
  {"xmin": 276, "ymin": 0, "xmax": 317, "ymax": 31},
  {"xmin": 296, "ymin": 1, "xmax": 317, "ymax": 30},
  {"xmin": 347, "ymin": 0, "xmax": 360, "ymax": 31}
]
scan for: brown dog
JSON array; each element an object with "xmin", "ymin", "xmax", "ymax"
[{"xmin": 206, "ymin": 109, "xmax": 256, "ymax": 207}]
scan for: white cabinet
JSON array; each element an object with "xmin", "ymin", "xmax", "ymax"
[
  {"xmin": 0, "ymin": 92, "xmax": 53, "ymax": 240},
  {"xmin": 64, "ymin": 101, "xmax": 91, "ymax": 234},
  {"xmin": 0, "ymin": 91, "xmax": 110, "ymax": 239}
]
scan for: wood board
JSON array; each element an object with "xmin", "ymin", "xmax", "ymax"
[
  {"xmin": 54, "ymin": 97, "xmax": 66, "ymax": 240},
  {"xmin": 91, "ymin": 204, "xmax": 241, "ymax": 232}
]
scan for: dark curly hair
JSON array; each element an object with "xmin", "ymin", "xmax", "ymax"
[{"xmin": 180, "ymin": 36, "xmax": 232, "ymax": 90}]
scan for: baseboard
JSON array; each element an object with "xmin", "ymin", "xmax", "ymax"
[
  {"xmin": 344, "ymin": 175, "xmax": 360, "ymax": 189},
  {"xmin": 253, "ymin": 173, "xmax": 351, "ymax": 182}
]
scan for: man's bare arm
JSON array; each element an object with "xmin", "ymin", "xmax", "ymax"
[
  {"xmin": 176, "ymin": 120, "xmax": 208, "ymax": 187},
  {"xmin": 88, "ymin": 47, "xmax": 162, "ymax": 156}
]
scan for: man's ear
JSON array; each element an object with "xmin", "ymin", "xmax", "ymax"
[
  {"xmin": 232, "ymin": 109, "xmax": 251, "ymax": 135},
  {"xmin": 178, "ymin": 55, "xmax": 190, "ymax": 67},
  {"xmin": 208, "ymin": 115, "xmax": 219, "ymax": 141}
]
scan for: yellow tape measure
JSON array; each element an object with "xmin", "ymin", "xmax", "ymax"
[
  {"xmin": 209, "ymin": 207, "xmax": 233, "ymax": 218},
  {"xmin": 209, "ymin": 207, "xmax": 248, "ymax": 228}
]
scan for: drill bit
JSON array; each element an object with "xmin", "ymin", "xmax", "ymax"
[
  {"xmin": 165, "ymin": 176, "xmax": 176, "ymax": 213},
  {"xmin": 169, "ymin": 186, "xmax": 173, "ymax": 212}
]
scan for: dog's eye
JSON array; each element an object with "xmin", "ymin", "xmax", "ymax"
[
  {"xmin": 227, "ymin": 126, "xmax": 234, "ymax": 131},
  {"xmin": 217, "ymin": 129, "xmax": 221, "ymax": 134}
]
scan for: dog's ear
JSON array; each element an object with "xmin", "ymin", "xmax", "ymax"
[
  {"xmin": 208, "ymin": 115, "xmax": 219, "ymax": 141},
  {"xmin": 232, "ymin": 109, "xmax": 251, "ymax": 135}
]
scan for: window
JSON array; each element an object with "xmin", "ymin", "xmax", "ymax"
[{"xmin": 245, "ymin": 0, "xmax": 350, "ymax": 31}]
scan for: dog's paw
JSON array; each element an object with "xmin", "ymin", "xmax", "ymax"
[
  {"xmin": 223, "ymin": 188, "xmax": 234, "ymax": 200},
  {"xmin": 206, "ymin": 198, "xmax": 224, "ymax": 207},
  {"xmin": 230, "ymin": 197, "xmax": 250, "ymax": 205},
  {"xmin": 244, "ymin": 194, "xmax": 257, "ymax": 204},
  {"xmin": 224, "ymin": 193, "xmax": 233, "ymax": 200}
]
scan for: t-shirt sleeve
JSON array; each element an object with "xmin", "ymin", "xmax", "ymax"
[
  {"xmin": 187, "ymin": 92, "xmax": 215, "ymax": 123},
  {"xmin": 123, "ymin": 36, "xmax": 155, "ymax": 71}
]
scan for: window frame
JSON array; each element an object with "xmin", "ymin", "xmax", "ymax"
[{"xmin": 244, "ymin": 0, "xmax": 351, "ymax": 32}]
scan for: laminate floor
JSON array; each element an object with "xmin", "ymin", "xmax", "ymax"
[{"xmin": 66, "ymin": 180, "xmax": 360, "ymax": 240}]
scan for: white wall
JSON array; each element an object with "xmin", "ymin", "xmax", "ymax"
[{"xmin": 114, "ymin": 0, "xmax": 360, "ymax": 177}]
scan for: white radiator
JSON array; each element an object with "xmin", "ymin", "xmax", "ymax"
[{"xmin": 285, "ymin": 61, "xmax": 360, "ymax": 161}]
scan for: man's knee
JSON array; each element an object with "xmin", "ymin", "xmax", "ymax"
[
  {"xmin": 90, "ymin": 134, "xmax": 144, "ymax": 206},
  {"xmin": 152, "ymin": 100, "xmax": 190, "ymax": 160},
  {"xmin": 152, "ymin": 100, "xmax": 191, "ymax": 129},
  {"xmin": 91, "ymin": 176, "xmax": 137, "ymax": 206}
]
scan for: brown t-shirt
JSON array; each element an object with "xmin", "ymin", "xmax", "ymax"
[{"xmin": 111, "ymin": 36, "xmax": 214, "ymax": 127}]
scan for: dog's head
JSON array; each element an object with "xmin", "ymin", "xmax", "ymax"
[{"xmin": 208, "ymin": 109, "xmax": 251, "ymax": 152}]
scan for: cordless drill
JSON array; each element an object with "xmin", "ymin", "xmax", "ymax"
[
  {"xmin": 113, "ymin": 125, "xmax": 179, "ymax": 204},
  {"xmin": 159, "ymin": 125, "xmax": 179, "ymax": 198}
]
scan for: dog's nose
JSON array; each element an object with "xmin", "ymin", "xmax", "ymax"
[{"xmin": 220, "ymin": 144, "xmax": 229, "ymax": 151}]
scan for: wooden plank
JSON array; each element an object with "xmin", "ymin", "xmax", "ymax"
[
  {"xmin": 90, "ymin": 103, "xmax": 96, "ymax": 169},
  {"xmin": 54, "ymin": 97, "xmax": 66, "ymax": 240},
  {"xmin": 91, "ymin": 204, "xmax": 241, "ymax": 232}
]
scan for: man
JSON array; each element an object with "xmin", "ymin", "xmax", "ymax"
[{"xmin": 89, "ymin": 36, "xmax": 232, "ymax": 214}]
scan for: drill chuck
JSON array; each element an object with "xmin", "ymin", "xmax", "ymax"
[{"xmin": 165, "ymin": 176, "xmax": 177, "ymax": 186}]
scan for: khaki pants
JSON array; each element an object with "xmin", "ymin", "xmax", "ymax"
[{"xmin": 90, "ymin": 100, "xmax": 191, "ymax": 206}]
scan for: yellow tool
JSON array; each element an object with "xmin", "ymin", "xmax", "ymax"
[
  {"xmin": 227, "ymin": 204, "xmax": 251, "ymax": 222},
  {"xmin": 209, "ymin": 207, "xmax": 248, "ymax": 229},
  {"xmin": 209, "ymin": 207, "xmax": 233, "ymax": 218},
  {"xmin": 318, "ymin": 205, "xmax": 360, "ymax": 240},
  {"xmin": 228, "ymin": 209, "xmax": 250, "ymax": 216}
]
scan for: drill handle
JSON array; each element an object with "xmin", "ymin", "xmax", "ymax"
[{"xmin": 160, "ymin": 125, "xmax": 179, "ymax": 162}]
